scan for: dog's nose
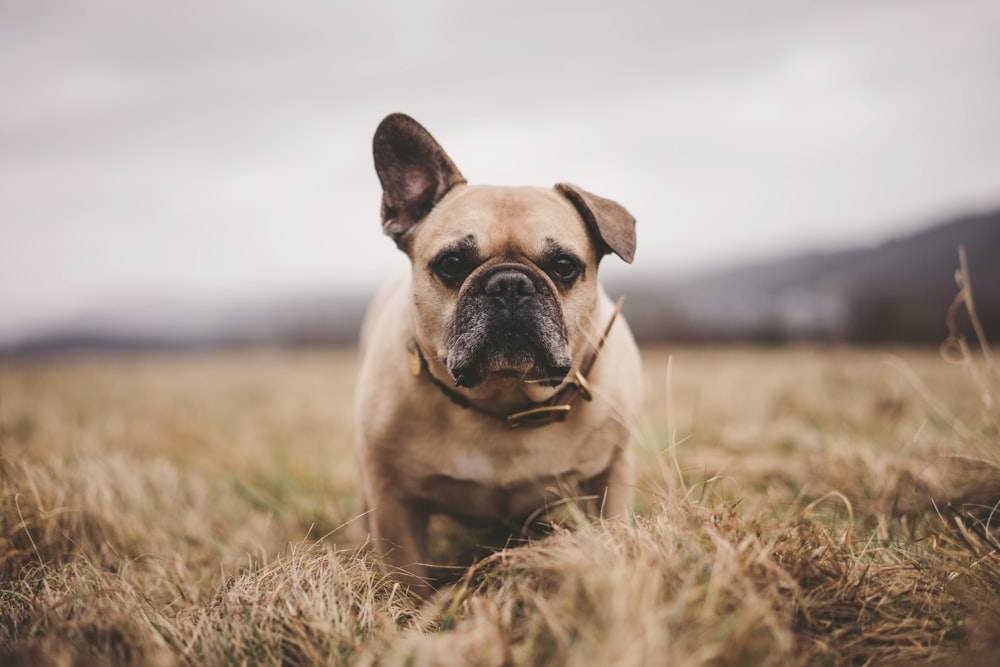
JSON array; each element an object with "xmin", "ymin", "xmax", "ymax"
[{"xmin": 484, "ymin": 269, "xmax": 536, "ymax": 308}]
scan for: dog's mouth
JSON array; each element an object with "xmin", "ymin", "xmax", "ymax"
[
  {"xmin": 445, "ymin": 264, "xmax": 572, "ymax": 389},
  {"xmin": 447, "ymin": 331, "xmax": 572, "ymax": 389}
]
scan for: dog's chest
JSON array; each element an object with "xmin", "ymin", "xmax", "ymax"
[
  {"xmin": 413, "ymin": 419, "xmax": 616, "ymax": 494},
  {"xmin": 448, "ymin": 448, "xmax": 500, "ymax": 480},
  {"xmin": 413, "ymin": 420, "xmax": 622, "ymax": 523},
  {"xmin": 419, "ymin": 468, "xmax": 584, "ymax": 524}
]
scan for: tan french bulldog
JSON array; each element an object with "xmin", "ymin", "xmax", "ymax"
[{"xmin": 355, "ymin": 113, "xmax": 642, "ymax": 595}]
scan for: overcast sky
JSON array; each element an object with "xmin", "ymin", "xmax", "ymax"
[{"xmin": 2, "ymin": 0, "xmax": 999, "ymax": 341}]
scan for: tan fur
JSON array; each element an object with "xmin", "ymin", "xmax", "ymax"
[{"xmin": 356, "ymin": 115, "xmax": 642, "ymax": 596}]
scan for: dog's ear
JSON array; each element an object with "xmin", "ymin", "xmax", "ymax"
[
  {"xmin": 554, "ymin": 183, "xmax": 636, "ymax": 263},
  {"xmin": 373, "ymin": 113, "xmax": 466, "ymax": 248}
]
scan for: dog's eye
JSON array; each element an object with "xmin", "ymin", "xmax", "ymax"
[
  {"xmin": 548, "ymin": 255, "xmax": 581, "ymax": 283},
  {"xmin": 433, "ymin": 253, "xmax": 471, "ymax": 284}
]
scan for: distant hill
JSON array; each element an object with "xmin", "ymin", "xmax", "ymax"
[
  {"xmin": 0, "ymin": 291, "xmax": 370, "ymax": 357},
  {"xmin": 614, "ymin": 209, "xmax": 1000, "ymax": 343},
  {"xmin": 2, "ymin": 209, "xmax": 998, "ymax": 357}
]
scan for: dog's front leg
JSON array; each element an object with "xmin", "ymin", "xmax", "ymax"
[
  {"xmin": 585, "ymin": 443, "xmax": 635, "ymax": 520},
  {"xmin": 368, "ymin": 491, "xmax": 432, "ymax": 597}
]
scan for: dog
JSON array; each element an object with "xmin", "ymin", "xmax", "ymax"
[{"xmin": 355, "ymin": 113, "xmax": 642, "ymax": 595}]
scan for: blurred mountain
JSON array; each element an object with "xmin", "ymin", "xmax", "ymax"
[
  {"xmin": 0, "ymin": 291, "xmax": 370, "ymax": 357},
  {"xmin": 2, "ymin": 208, "xmax": 998, "ymax": 357},
  {"xmin": 613, "ymin": 208, "xmax": 1000, "ymax": 344}
]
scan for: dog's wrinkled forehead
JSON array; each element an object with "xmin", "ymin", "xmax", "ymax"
[{"xmin": 411, "ymin": 185, "xmax": 595, "ymax": 261}]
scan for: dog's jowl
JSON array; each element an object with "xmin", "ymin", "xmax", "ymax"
[{"xmin": 355, "ymin": 113, "xmax": 643, "ymax": 596}]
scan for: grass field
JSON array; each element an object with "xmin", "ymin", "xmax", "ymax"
[{"xmin": 1, "ymin": 340, "xmax": 998, "ymax": 665}]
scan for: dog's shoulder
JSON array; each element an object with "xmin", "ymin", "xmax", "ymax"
[{"xmin": 358, "ymin": 271, "xmax": 410, "ymax": 353}]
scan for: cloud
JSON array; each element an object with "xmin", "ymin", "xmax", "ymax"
[{"xmin": 1, "ymin": 0, "xmax": 999, "ymax": 338}]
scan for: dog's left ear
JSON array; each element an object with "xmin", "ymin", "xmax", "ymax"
[
  {"xmin": 555, "ymin": 183, "xmax": 636, "ymax": 263},
  {"xmin": 373, "ymin": 113, "xmax": 466, "ymax": 249}
]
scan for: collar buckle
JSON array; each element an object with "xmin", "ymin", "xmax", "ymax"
[{"xmin": 506, "ymin": 404, "xmax": 572, "ymax": 429}]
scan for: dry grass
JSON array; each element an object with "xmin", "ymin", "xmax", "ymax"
[{"xmin": 1, "ymin": 340, "xmax": 998, "ymax": 666}]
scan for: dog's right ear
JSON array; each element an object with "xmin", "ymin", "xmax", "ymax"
[{"xmin": 373, "ymin": 113, "xmax": 466, "ymax": 249}]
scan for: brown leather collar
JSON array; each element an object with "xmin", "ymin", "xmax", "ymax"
[{"xmin": 408, "ymin": 297, "xmax": 624, "ymax": 429}]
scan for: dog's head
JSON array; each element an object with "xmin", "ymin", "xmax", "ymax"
[{"xmin": 373, "ymin": 113, "xmax": 636, "ymax": 390}]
